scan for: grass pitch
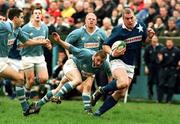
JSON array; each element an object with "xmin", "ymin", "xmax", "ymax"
[{"xmin": 0, "ymin": 96, "xmax": 180, "ymax": 124}]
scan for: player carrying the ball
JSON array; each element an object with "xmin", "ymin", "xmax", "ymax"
[{"xmin": 91, "ymin": 8, "xmax": 155, "ymax": 116}]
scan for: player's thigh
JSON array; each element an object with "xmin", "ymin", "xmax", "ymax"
[
  {"xmin": 110, "ymin": 59, "xmax": 134, "ymax": 87},
  {"xmin": 22, "ymin": 56, "xmax": 35, "ymax": 80},
  {"xmin": 63, "ymin": 59, "xmax": 82, "ymax": 84},
  {"xmin": 35, "ymin": 61, "xmax": 49, "ymax": 82},
  {"xmin": 0, "ymin": 65, "xmax": 24, "ymax": 84}
]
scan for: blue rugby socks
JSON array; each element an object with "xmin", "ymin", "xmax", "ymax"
[
  {"xmin": 102, "ymin": 80, "xmax": 118, "ymax": 93},
  {"xmin": 94, "ymin": 96, "xmax": 118, "ymax": 116}
]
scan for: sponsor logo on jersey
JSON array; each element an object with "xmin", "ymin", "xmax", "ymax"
[
  {"xmin": 84, "ymin": 43, "xmax": 99, "ymax": 48},
  {"xmin": 7, "ymin": 38, "xmax": 15, "ymax": 46},
  {"xmin": 125, "ymin": 36, "xmax": 142, "ymax": 44}
]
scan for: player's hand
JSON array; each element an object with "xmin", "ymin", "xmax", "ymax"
[
  {"xmin": 52, "ymin": 32, "xmax": 61, "ymax": 41},
  {"xmin": 45, "ymin": 39, "xmax": 52, "ymax": 50},
  {"xmin": 147, "ymin": 28, "xmax": 155, "ymax": 39},
  {"xmin": 111, "ymin": 47, "xmax": 126, "ymax": 57}
]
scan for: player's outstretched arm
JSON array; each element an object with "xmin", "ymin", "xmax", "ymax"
[
  {"xmin": 52, "ymin": 32, "xmax": 70, "ymax": 50},
  {"xmin": 19, "ymin": 39, "xmax": 51, "ymax": 48}
]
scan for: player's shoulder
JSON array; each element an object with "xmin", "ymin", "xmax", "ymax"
[
  {"xmin": 22, "ymin": 23, "xmax": 30, "ymax": 30},
  {"xmin": 71, "ymin": 27, "xmax": 83, "ymax": 34},
  {"xmin": 112, "ymin": 24, "xmax": 124, "ymax": 32},
  {"xmin": 137, "ymin": 21, "xmax": 146, "ymax": 28},
  {"xmin": 41, "ymin": 22, "xmax": 48, "ymax": 28},
  {"xmin": 0, "ymin": 21, "xmax": 13, "ymax": 31}
]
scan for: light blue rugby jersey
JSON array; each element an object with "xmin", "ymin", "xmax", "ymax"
[
  {"xmin": 0, "ymin": 21, "xmax": 29, "ymax": 57},
  {"xmin": 21, "ymin": 22, "xmax": 49, "ymax": 56},
  {"xmin": 65, "ymin": 26, "xmax": 107, "ymax": 52},
  {"xmin": 69, "ymin": 45, "xmax": 111, "ymax": 78}
]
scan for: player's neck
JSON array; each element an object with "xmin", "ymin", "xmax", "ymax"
[
  {"xmin": 32, "ymin": 20, "xmax": 41, "ymax": 28},
  {"xmin": 86, "ymin": 27, "xmax": 95, "ymax": 34}
]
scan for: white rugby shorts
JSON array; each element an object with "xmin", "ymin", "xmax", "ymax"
[
  {"xmin": 8, "ymin": 58, "xmax": 23, "ymax": 71},
  {"xmin": 110, "ymin": 59, "xmax": 135, "ymax": 79},
  {"xmin": 0, "ymin": 57, "xmax": 9, "ymax": 73},
  {"xmin": 63, "ymin": 59, "xmax": 79, "ymax": 75},
  {"xmin": 22, "ymin": 55, "xmax": 47, "ymax": 70}
]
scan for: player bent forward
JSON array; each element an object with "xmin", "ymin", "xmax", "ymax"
[{"xmin": 30, "ymin": 32, "xmax": 112, "ymax": 114}]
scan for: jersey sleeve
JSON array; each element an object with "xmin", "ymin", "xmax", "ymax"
[
  {"xmin": 69, "ymin": 45, "xmax": 92, "ymax": 59},
  {"xmin": 65, "ymin": 29, "xmax": 81, "ymax": 45},
  {"xmin": 69, "ymin": 45, "xmax": 81, "ymax": 55},
  {"xmin": 17, "ymin": 29, "xmax": 30, "ymax": 43},
  {"xmin": 104, "ymin": 26, "xmax": 121, "ymax": 47}
]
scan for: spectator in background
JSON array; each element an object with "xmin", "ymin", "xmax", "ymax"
[
  {"xmin": 152, "ymin": 16, "xmax": 165, "ymax": 36},
  {"xmin": 47, "ymin": 1, "xmax": 61, "ymax": 18},
  {"xmin": 61, "ymin": 1, "xmax": 76, "ymax": 18},
  {"xmin": 169, "ymin": 0, "xmax": 176, "ymax": 14},
  {"xmin": 163, "ymin": 17, "xmax": 180, "ymax": 37},
  {"xmin": 110, "ymin": 8, "xmax": 121, "ymax": 26},
  {"xmin": 157, "ymin": 39, "xmax": 180, "ymax": 103},
  {"xmin": 8, "ymin": 0, "xmax": 16, "ymax": 8},
  {"xmin": 0, "ymin": 0, "xmax": 9, "ymax": 16},
  {"xmin": 144, "ymin": 35, "xmax": 164, "ymax": 99},
  {"xmin": 72, "ymin": 1, "xmax": 86, "ymax": 28},
  {"xmin": 22, "ymin": 3, "xmax": 32, "ymax": 26},
  {"xmin": 129, "ymin": 0, "xmax": 145, "ymax": 14},
  {"xmin": 174, "ymin": 2, "xmax": 180, "ymax": 12},
  {"xmin": 43, "ymin": 13, "xmax": 56, "ymax": 35},
  {"xmin": 101, "ymin": 17, "xmax": 113, "ymax": 37},
  {"xmin": 159, "ymin": 5, "xmax": 169, "ymax": 26},
  {"xmin": 172, "ymin": 10, "xmax": 180, "ymax": 28},
  {"xmin": 144, "ymin": 3, "xmax": 158, "ymax": 26},
  {"xmin": 94, "ymin": 0, "xmax": 105, "ymax": 26},
  {"xmin": 54, "ymin": 16, "xmax": 69, "ymax": 36},
  {"xmin": 102, "ymin": 0, "xmax": 116, "ymax": 18},
  {"xmin": 15, "ymin": 0, "xmax": 25, "ymax": 9}
]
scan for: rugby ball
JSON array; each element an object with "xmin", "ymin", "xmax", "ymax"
[{"xmin": 111, "ymin": 40, "xmax": 126, "ymax": 57}]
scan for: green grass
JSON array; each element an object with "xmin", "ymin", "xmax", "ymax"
[{"xmin": 0, "ymin": 97, "xmax": 180, "ymax": 124}]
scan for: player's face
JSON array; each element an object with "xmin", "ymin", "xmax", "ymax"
[
  {"xmin": 123, "ymin": 13, "xmax": 135, "ymax": 29},
  {"xmin": 85, "ymin": 13, "xmax": 97, "ymax": 29},
  {"xmin": 15, "ymin": 12, "xmax": 24, "ymax": 27},
  {"xmin": 33, "ymin": 9, "xmax": 42, "ymax": 22},
  {"xmin": 92, "ymin": 56, "xmax": 104, "ymax": 68}
]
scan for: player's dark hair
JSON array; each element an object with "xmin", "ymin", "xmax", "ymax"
[
  {"xmin": 7, "ymin": 8, "xmax": 23, "ymax": 20},
  {"xmin": 122, "ymin": 8, "xmax": 134, "ymax": 18},
  {"xmin": 32, "ymin": 7, "xmax": 42, "ymax": 14},
  {"xmin": 95, "ymin": 50, "xmax": 107, "ymax": 60}
]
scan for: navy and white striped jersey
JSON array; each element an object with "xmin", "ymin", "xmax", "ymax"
[{"xmin": 104, "ymin": 21, "xmax": 147, "ymax": 65}]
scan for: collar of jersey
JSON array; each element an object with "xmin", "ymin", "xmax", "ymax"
[
  {"xmin": 7, "ymin": 19, "xmax": 15, "ymax": 31},
  {"xmin": 82, "ymin": 25, "xmax": 99, "ymax": 35},
  {"xmin": 122, "ymin": 21, "xmax": 137, "ymax": 31},
  {"xmin": 28, "ymin": 21, "xmax": 43, "ymax": 29}
]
